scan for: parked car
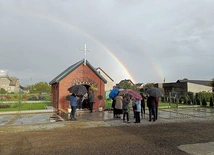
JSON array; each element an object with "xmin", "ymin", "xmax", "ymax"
[
  {"xmin": 38, "ymin": 96, "xmax": 46, "ymax": 100},
  {"xmin": 27, "ymin": 96, "xmax": 38, "ymax": 101}
]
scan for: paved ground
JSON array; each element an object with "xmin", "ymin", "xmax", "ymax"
[
  {"xmin": 0, "ymin": 107, "xmax": 214, "ymax": 154},
  {"xmin": 1, "ymin": 107, "xmax": 214, "ymax": 126}
]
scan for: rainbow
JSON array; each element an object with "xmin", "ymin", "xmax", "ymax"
[
  {"xmin": 134, "ymin": 42, "xmax": 165, "ymax": 82},
  {"xmin": 9, "ymin": 6, "xmax": 165, "ymax": 83}
]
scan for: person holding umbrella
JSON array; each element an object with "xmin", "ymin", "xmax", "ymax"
[
  {"xmin": 122, "ymin": 94, "xmax": 130, "ymax": 123},
  {"xmin": 88, "ymin": 89, "xmax": 94, "ymax": 113},
  {"xmin": 70, "ymin": 93, "xmax": 78, "ymax": 121},
  {"xmin": 147, "ymin": 95, "xmax": 157, "ymax": 122},
  {"xmin": 114, "ymin": 93, "xmax": 123, "ymax": 118},
  {"xmin": 140, "ymin": 93, "xmax": 145, "ymax": 118},
  {"xmin": 133, "ymin": 97, "xmax": 141, "ymax": 123}
]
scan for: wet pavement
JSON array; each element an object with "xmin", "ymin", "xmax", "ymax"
[
  {"xmin": 1, "ymin": 107, "xmax": 214, "ymax": 154},
  {"xmin": 1, "ymin": 107, "xmax": 214, "ymax": 126}
]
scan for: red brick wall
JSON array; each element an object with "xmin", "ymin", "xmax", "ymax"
[{"xmin": 51, "ymin": 63, "xmax": 105, "ymax": 112}]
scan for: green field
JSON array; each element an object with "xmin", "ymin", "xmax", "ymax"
[
  {"xmin": 0, "ymin": 102, "xmax": 51, "ymax": 112},
  {"xmin": 0, "ymin": 93, "xmax": 51, "ymax": 101}
]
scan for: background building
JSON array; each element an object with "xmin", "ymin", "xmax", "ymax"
[{"xmin": 0, "ymin": 74, "xmax": 20, "ymax": 93}]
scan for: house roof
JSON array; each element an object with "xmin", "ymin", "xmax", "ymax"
[
  {"xmin": 135, "ymin": 83, "xmax": 144, "ymax": 86},
  {"xmin": 96, "ymin": 67, "xmax": 114, "ymax": 82},
  {"xmin": 0, "ymin": 76, "xmax": 18, "ymax": 86},
  {"xmin": 176, "ymin": 80, "xmax": 211, "ymax": 86},
  {"xmin": 49, "ymin": 59, "xmax": 107, "ymax": 85}
]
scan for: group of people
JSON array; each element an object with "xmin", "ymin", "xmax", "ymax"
[
  {"xmin": 69, "ymin": 89, "xmax": 94, "ymax": 121},
  {"xmin": 112, "ymin": 92, "xmax": 158, "ymax": 123}
]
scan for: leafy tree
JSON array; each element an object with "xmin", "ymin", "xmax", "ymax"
[
  {"xmin": 117, "ymin": 81, "xmax": 138, "ymax": 91},
  {"xmin": 34, "ymin": 82, "xmax": 51, "ymax": 93},
  {"xmin": 143, "ymin": 83, "xmax": 154, "ymax": 88},
  {"xmin": 0, "ymin": 88, "xmax": 7, "ymax": 94},
  {"xmin": 183, "ymin": 78, "xmax": 188, "ymax": 80}
]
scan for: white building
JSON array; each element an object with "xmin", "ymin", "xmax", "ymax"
[{"xmin": 96, "ymin": 67, "xmax": 114, "ymax": 91}]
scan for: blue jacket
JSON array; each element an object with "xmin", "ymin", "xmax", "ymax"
[
  {"xmin": 70, "ymin": 95, "xmax": 78, "ymax": 107},
  {"xmin": 135, "ymin": 99, "xmax": 141, "ymax": 112}
]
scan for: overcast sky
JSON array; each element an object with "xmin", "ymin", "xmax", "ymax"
[{"xmin": 0, "ymin": 0, "xmax": 213, "ymax": 86}]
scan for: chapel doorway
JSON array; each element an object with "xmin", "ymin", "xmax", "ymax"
[{"xmin": 81, "ymin": 84, "xmax": 90, "ymax": 109}]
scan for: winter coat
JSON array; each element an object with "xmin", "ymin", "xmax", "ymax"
[
  {"xmin": 70, "ymin": 95, "xmax": 78, "ymax": 107},
  {"xmin": 134, "ymin": 99, "xmax": 141, "ymax": 112},
  {"xmin": 147, "ymin": 96, "xmax": 156, "ymax": 108},
  {"xmin": 88, "ymin": 92, "xmax": 94, "ymax": 103},
  {"xmin": 122, "ymin": 98, "xmax": 130, "ymax": 111},
  {"xmin": 115, "ymin": 95, "xmax": 123, "ymax": 109}
]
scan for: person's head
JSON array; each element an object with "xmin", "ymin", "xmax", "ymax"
[{"xmin": 89, "ymin": 89, "xmax": 93, "ymax": 93}]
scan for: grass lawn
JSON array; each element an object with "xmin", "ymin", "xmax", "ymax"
[{"xmin": 0, "ymin": 102, "xmax": 51, "ymax": 112}]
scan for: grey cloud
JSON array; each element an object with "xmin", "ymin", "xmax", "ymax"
[{"xmin": 0, "ymin": 0, "xmax": 213, "ymax": 85}]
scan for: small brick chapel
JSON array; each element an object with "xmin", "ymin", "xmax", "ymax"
[{"xmin": 49, "ymin": 59, "xmax": 107, "ymax": 113}]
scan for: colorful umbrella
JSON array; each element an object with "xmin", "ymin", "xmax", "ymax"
[
  {"xmin": 109, "ymin": 88, "xmax": 119, "ymax": 99},
  {"xmin": 127, "ymin": 90, "xmax": 142, "ymax": 100},
  {"xmin": 118, "ymin": 89, "xmax": 142, "ymax": 100}
]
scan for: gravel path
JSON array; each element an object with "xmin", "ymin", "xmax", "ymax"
[{"xmin": 1, "ymin": 119, "xmax": 214, "ymax": 155}]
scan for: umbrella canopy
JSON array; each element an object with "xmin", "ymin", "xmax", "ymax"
[
  {"xmin": 127, "ymin": 90, "xmax": 142, "ymax": 100},
  {"xmin": 118, "ymin": 89, "xmax": 132, "ymax": 96},
  {"xmin": 109, "ymin": 88, "xmax": 119, "ymax": 99},
  {"xmin": 140, "ymin": 87, "xmax": 149, "ymax": 92},
  {"xmin": 146, "ymin": 88, "xmax": 163, "ymax": 97},
  {"xmin": 118, "ymin": 89, "xmax": 142, "ymax": 100},
  {"xmin": 68, "ymin": 85, "xmax": 87, "ymax": 96}
]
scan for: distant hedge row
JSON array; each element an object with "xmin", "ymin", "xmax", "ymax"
[{"xmin": 196, "ymin": 92, "xmax": 214, "ymax": 102}]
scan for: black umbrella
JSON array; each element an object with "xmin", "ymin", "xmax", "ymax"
[
  {"xmin": 140, "ymin": 87, "xmax": 149, "ymax": 92},
  {"xmin": 68, "ymin": 85, "xmax": 87, "ymax": 96},
  {"xmin": 146, "ymin": 88, "xmax": 163, "ymax": 97}
]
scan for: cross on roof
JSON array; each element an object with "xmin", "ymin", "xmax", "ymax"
[{"xmin": 80, "ymin": 44, "xmax": 89, "ymax": 65}]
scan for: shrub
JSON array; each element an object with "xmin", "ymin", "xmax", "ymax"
[
  {"xmin": 0, "ymin": 105, "xmax": 11, "ymax": 109},
  {"xmin": 66, "ymin": 95, "xmax": 70, "ymax": 101},
  {"xmin": 202, "ymin": 98, "xmax": 207, "ymax": 106},
  {"xmin": 178, "ymin": 98, "xmax": 182, "ymax": 104},
  {"xmin": 210, "ymin": 97, "xmax": 213, "ymax": 107},
  {"xmin": 196, "ymin": 98, "xmax": 200, "ymax": 105}
]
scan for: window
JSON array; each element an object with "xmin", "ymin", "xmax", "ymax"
[{"xmin": 2, "ymin": 80, "xmax": 5, "ymax": 85}]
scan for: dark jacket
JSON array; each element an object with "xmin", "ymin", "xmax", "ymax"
[
  {"xmin": 88, "ymin": 92, "xmax": 94, "ymax": 103},
  {"xmin": 147, "ymin": 96, "xmax": 156, "ymax": 108},
  {"xmin": 122, "ymin": 98, "xmax": 130, "ymax": 110}
]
